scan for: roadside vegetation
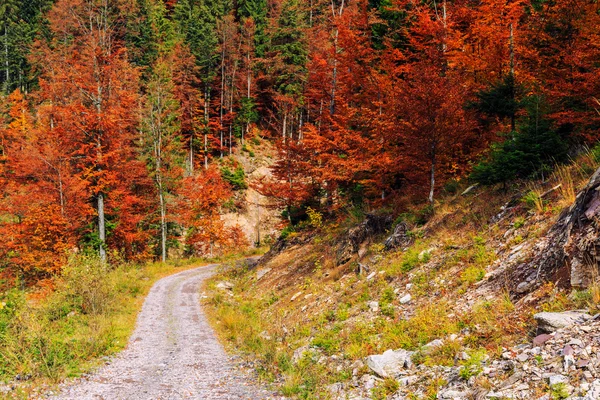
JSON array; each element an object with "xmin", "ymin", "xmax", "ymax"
[
  {"xmin": 0, "ymin": 247, "xmax": 264, "ymax": 399},
  {"xmin": 204, "ymin": 149, "xmax": 600, "ymax": 399}
]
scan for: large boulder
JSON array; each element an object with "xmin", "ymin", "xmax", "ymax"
[
  {"xmin": 365, "ymin": 349, "xmax": 414, "ymax": 378},
  {"xmin": 533, "ymin": 311, "xmax": 592, "ymax": 333},
  {"xmin": 384, "ymin": 221, "xmax": 413, "ymax": 250}
]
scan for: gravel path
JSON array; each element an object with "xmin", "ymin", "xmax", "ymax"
[{"xmin": 49, "ymin": 265, "xmax": 281, "ymax": 400}]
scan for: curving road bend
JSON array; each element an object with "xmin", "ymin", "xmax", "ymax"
[{"xmin": 48, "ymin": 265, "xmax": 280, "ymax": 400}]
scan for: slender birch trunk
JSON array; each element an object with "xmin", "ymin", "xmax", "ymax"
[{"xmin": 98, "ymin": 193, "xmax": 106, "ymax": 262}]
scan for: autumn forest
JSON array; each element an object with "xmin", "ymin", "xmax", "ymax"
[{"xmin": 1, "ymin": 0, "xmax": 599, "ymax": 287}]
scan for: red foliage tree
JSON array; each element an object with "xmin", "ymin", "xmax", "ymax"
[
  {"xmin": 176, "ymin": 166, "xmax": 245, "ymax": 256},
  {"xmin": 30, "ymin": 0, "xmax": 153, "ymax": 261}
]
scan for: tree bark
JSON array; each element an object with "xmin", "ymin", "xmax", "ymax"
[
  {"xmin": 428, "ymin": 144, "xmax": 436, "ymax": 206},
  {"xmin": 98, "ymin": 193, "xmax": 106, "ymax": 262},
  {"xmin": 509, "ymin": 23, "xmax": 516, "ymax": 132},
  {"xmin": 159, "ymin": 188, "xmax": 167, "ymax": 263},
  {"xmin": 204, "ymin": 84, "xmax": 209, "ymax": 170}
]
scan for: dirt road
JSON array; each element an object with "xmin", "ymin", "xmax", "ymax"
[{"xmin": 50, "ymin": 265, "xmax": 280, "ymax": 400}]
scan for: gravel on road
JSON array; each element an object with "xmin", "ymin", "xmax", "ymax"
[{"xmin": 47, "ymin": 265, "xmax": 282, "ymax": 400}]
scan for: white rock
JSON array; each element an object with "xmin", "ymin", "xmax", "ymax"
[
  {"xmin": 534, "ymin": 311, "xmax": 592, "ymax": 332},
  {"xmin": 514, "ymin": 383, "xmax": 529, "ymax": 391},
  {"xmin": 292, "ymin": 345, "xmax": 312, "ymax": 363},
  {"xmin": 568, "ymin": 338, "xmax": 584, "ymax": 347},
  {"xmin": 327, "ymin": 383, "xmax": 344, "ymax": 394},
  {"xmin": 290, "ymin": 291, "xmax": 303, "ymax": 301},
  {"xmin": 398, "ymin": 376, "xmax": 417, "ymax": 386},
  {"xmin": 422, "ymin": 339, "xmax": 444, "ymax": 351},
  {"xmin": 400, "ymin": 294, "xmax": 412, "ymax": 304},
  {"xmin": 516, "ymin": 281, "xmax": 531, "ymax": 293},
  {"xmin": 368, "ymin": 301, "xmax": 379, "ymax": 312},
  {"xmin": 582, "ymin": 379, "xmax": 600, "ymax": 400},
  {"xmin": 256, "ymin": 268, "xmax": 271, "ymax": 280},
  {"xmin": 365, "ymin": 349, "xmax": 414, "ymax": 378},
  {"xmin": 548, "ymin": 374, "xmax": 567, "ymax": 386},
  {"xmin": 259, "ymin": 331, "xmax": 271, "ymax": 340},
  {"xmin": 360, "ymin": 374, "xmax": 379, "ymax": 391},
  {"xmin": 418, "ymin": 249, "xmax": 432, "ymax": 261},
  {"xmin": 438, "ymin": 389, "xmax": 469, "ymax": 399},
  {"xmin": 216, "ymin": 281, "xmax": 234, "ymax": 290}
]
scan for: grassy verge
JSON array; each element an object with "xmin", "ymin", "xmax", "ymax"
[{"xmin": 0, "ymin": 254, "xmax": 215, "ymax": 399}]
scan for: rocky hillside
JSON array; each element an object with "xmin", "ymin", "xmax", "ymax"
[
  {"xmin": 220, "ymin": 137, "xmax": 281, "ymax": 247},
  {"xmin": 205, "ymin": 156, "xmax": 600, "ymax": 399}
]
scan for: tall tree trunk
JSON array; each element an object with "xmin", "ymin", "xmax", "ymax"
[
  {"xmin": 330, "ymin": 29, "xmax": 338, "ymax": 116},
  {"xmin": 220, "ymin": 35, "xmax": 226, "ymax": 159},
  {"xmin": 159, "ymin": 187, "xmax": 167, "ymax": 263},
  {"xmin": 255, "ymin": 198, "xmax": 261, "ymax": 247},
  {"xmin": 189, "ymin": 130, "xmax": 194, "ymax": 176},
  {"xmin": 98, "ymin": 193, "xmax": 106, "ymax": 262},
  {"xmin": 229, "ymin": 125, "xmax": 232, "ymax": 155},
  {"xmin": 329, "ymin": 0, "xmax": 344, "ymax": 116},
  {"xmin": 156, "ymin": 145, "xmax": 166, "ymax": 262},
  {"xmin": 298, "ymin": 111, "xmax": 303, "ymax": 142},
  {"xmin": 204, "ymin": 133, "xmax": 208, "ymax": 169},
  {"xmin": 428, "ymin": 145, "xmax": 436, "ymax": 207},
  {"xmin": 58, "ymin": 170, "xmax": 65, "ymax": 217},
  {"xmin": 247, "ymin": 47, "xmax": 251, "ymax": 98},
  {"xmin": 509, "ymin": 23, "xmax": 516, "ymax": 132},
  {"xmin": 204, "ymin": 84, "xmax": 209, "ymax": 169}
]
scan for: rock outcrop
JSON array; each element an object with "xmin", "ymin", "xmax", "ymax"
[
  {"xmin": 510, "ymin": 167, "xmax": 600, "ymax": 291},
  {"xmin": 329, "ymin": 313, "xmax": 600, "ymax": 400},
  {"xmin": 384, "ymin": 222, "xmax": 413, "ymax": 250},
  {"xmin": 336, "ymin": 214, "xmax": 393, "ymax": 265}
]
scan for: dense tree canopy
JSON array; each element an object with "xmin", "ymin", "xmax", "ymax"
[{"xmin": 1, "ymin": 0, "xmax": 600, "ymax": 284}]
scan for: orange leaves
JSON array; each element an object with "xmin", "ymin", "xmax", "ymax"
[
  {"xmin": 0, "ymin": 0, "xmax": 153, "ymax": 278},
  {"xmin": 176, "ymin": 166, "xmax": 243, "ymax": 256}
]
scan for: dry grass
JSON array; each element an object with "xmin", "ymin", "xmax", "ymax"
[
  {"xmin": 552, "ymin": 165, "xmax": 576, "ymax": 205},
  {"xmin": 522, "ymin": 184, "xmax": 546, "ymax": 213}
]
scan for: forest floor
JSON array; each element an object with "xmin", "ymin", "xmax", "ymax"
[{"xmin": 40, "ymin": 264, "xmax": 281, "ymax": 400}]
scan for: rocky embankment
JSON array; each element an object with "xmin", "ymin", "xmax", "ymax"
[{"xmin": 323, "ymin": 310, "xmax": 600, "ymax": 399}]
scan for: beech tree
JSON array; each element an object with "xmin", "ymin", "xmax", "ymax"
[
  {"xmin": 177, "ymin": 166, "xmax": 242, "ymax": 256},
  {"xmin": 0, "ymin": 89, "xmax": 73, "ymax": 282},
  {"xmin": 34, "ymin": 0, "xmax": 149, "ymax": 261}
]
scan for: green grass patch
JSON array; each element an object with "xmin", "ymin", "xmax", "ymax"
[{"xmin": 0, "ymin": 254, "xmax": 207, "ymax": 396}]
